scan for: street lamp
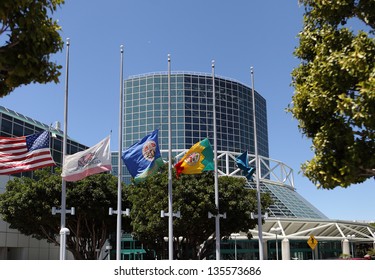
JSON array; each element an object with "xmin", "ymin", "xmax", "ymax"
[
  {"xmin": 270, "ymin": 227, "xmax": 282, "ymax": 260},
  {"xmin": 231, "ymin": 233, "xmax": 240, "ymax": 260},
  {"xmin": 347, "ymin": 234, "xmax": 355, "ymax": 258}
]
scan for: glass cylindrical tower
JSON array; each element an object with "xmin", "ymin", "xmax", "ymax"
[{"xmin": 123, "ymin": 72, "xmax": 269, "ymax": 164}]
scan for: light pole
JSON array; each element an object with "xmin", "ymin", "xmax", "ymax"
[
  {"xmin": 250, "ymin": 67, "xmax": 264, "ymax": 260},
  {"xmin": 231, "ymin": 233, "xmax": 240, "ymax": 260},
  {"xmin": 270, "ymin": 227, "xmax": 282, "ymax": 260},
  {"xmin": 347, "ymin": 234, "xmax": 355, "ymax": 258}
]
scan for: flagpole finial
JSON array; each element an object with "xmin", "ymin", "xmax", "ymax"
[
  {"xmin": 250, "ymin": 66, "xmax": 254, "ymax": 74},
  {"xmin": 120, "ymin": 45, "xmax": 124, "ymax": 53},
  {"xmin": 212, "ymin": 60, "xmax": 215, "ymax": 68},
  {"xmin": 66, "ymin": 38, "xmax": 70, "ymax": 46},
  {"xmin": 168, "ymin": 53, "xmax": 171, "ymax": 61}
]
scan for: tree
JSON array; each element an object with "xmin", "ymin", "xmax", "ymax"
[
  {"xmin": 290, "ymin": 0, "xmax": 375, "ymax": 189},
  {"xmin": 0, "ymin": 169, "xmax": 126, "ymax": 260},
  {"xmin": 126, "ymin": 168, "xmax": 272, "ymax": 260},
  {"xmin": 0, "ymin": 0, "xmax": 64, "ymax": 97}
]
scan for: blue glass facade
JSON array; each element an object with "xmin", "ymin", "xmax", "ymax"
[
  {"xmin": 254, "ymin": 182, "xmax": 327, "ymax": 219},
  {"xmin": 112, "ymin": 72, "xmax": 329, "ymax": 221},
  {"xmin": 118, "ymin": 72, "xmax": 269, "ymax": 182},
  {"xmin": 123, "ymin": 72, "xmax": 268, "ymax": 157}
]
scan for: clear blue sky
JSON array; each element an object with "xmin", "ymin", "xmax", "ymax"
[{"xmin": 1, "ymin": 0, "xmax": 374, "ymax": 221}]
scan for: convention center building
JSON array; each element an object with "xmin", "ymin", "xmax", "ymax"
[
  {"xmin": 113, "ymin": 72, "xmax": 375, "ymax": 260},
  {"xmin": 0, "ymin": 72, "xmax": 374, "ymax": 260}
]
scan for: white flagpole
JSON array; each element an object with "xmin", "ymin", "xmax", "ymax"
[
  {"xmin": 60, "ymin": 38, "xmax": 70, "ymax": 260},
  {"xmin": 212, "ymin": 60, "xmax": 221, "ymax": 260},
  {"xmin": 167, "ymin": 54, "xmax": 174, "ymax": 260},
  {"xmin": 251, "ymin": 67, "xmax": 264, "ymax": 260},
  {"xmin": 116, "ymin": 45, "xmax": 124, "ymax": 260}
]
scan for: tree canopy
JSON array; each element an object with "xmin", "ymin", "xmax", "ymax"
[
  {"xmin": 0, "ymin": 0, "xmax": 64, "ymax": 97},
  {"xmin": 290, "ymin": 0, "xmax": 375, "ymax": 189},
  {"xmin": 126, "ymin": 168, "xmax": 272, "ymax": 260},
  {"xmin": 0, "ymin": 165, "xmax": 271, "ymax": 260},
  {"xmin": 0, "ymin": 169, "xmax": 125, "ymax": 260}
]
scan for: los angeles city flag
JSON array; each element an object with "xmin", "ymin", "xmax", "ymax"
[
  {"xmin": 174, "ymin": 138, "xmax": 214, "ymax": 177},
  {"xmin": 122, "ymin": 129, "xmax": 164, "ymax": 183},
  {"xmin": 61, "ymin": 135, "xmax": 112, "ymax": 182}
]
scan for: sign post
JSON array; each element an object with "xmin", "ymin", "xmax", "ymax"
[{"xmin": 307, "ymin": 234, "xmax": 318, "ymax": 260}]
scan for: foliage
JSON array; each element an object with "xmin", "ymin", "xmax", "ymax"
[
  {"xmin": 126, "ymin": 167, "xmax": 272, "ymax": 259},
  {"xmin": 0, "ymin": 0, "xmax": 64, "ymax": 97},
  {"xmin": 290, "ymin": 0, "xmax": 375, "ymax": 189},
  {"xmin": 339, "ymin": 253, "xmax": 350, "ymax": 259},
  {"xmin": 0, "ymin": 169, "xmax": 124, "ymax": 260},
  {"xmin": 367, "ymin": 248, "xmax": 375, "ymax": 256}
]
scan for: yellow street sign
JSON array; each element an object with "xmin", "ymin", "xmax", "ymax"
[{"xmin": 307, "ymin": 235, "xmax": 318, "ymax": 250}]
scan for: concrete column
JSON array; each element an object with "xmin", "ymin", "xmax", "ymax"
[
  {"xmin": 262, "ymin": 240, "xmax": 268, "ymax": 260},
  {"xmin": 281, "ymin": 238, "xmax": 290, "ymax": 260},
  {"xmin": 342, "ymin": 239, "xmax": 350, "ymax": 256}
]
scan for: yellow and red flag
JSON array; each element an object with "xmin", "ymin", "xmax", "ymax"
[{"xmin": 174, "ymin": 138, "xmax": 214, "ymax": 177}]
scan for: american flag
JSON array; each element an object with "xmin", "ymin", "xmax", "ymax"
[{"xmin": 0, "ymin": 131, "xmax": 56, "ymax": 175}]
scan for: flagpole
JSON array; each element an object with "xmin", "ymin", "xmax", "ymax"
[
  {"xmin": 167, "ymin": 54, "xmax": 174, "ymax": 260},
  {"xmin": 116, "ymin": 45, "xmax": 124, "ymax": 260},
  {"xmin": 212, "ymin": 60, "xmax": 221, "ymax": 260},
  {"xmin": 251, "ymin": 67, "xmax": 264, "ymax": 260},
  {"xmin": 60, "ymin": 38, "xmax": 70, "ymax": 260}
]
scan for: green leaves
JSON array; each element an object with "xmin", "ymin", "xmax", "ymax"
[
  {"xmin": 0, "ymin": 170, "xmax": 121, "ymax": 259},
  {"xmin": 0, "ymin": 167, "xmax": 272, "ymax": 259},
  {"xmin": 127, "ymin": 170, "xmax": 271, "ymax": 259},
  {"xmin": 0, "ymin": 0, "xmax": 64, "ymax": 97},
  {"xmin": 290, "ymin": 1, "xmax": 375, "ymax": 189}
]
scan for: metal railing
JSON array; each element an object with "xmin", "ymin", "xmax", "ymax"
[{"xmin": 161, "ymin": 149, "xmax": 295, "ymax": 190}]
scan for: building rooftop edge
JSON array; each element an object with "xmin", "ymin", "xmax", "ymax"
[
  {"xmin": 0, "ymin": 105, "xmax": 83, "ymax": 145},
  {"xmin": 127, "ymin": 71, "xmax": 251, "ymax": 88}
]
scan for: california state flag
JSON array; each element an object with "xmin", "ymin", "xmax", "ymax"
[{"xmin": 61, "ymin": 135, "xmax": 112, "ymax": 182}]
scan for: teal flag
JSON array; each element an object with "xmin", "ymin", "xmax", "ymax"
[{"xmin": 235, "ymin": 151, "xmax": 255, "ymax": 180}]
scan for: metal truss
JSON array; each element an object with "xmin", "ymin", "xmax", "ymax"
[
  {"xmin": 165, "ymin": 149, "xmax": 295, "ymax": 190},
  {"xmin": 249, "ymin": 217, "xmax": 375, "ymax": 243}
]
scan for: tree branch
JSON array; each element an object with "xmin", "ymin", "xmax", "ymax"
[{"xmin": 39, "ymin": 225, "xmax": 59, "ymax": 247}]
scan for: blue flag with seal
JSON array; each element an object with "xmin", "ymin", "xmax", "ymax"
[
  {"xmin": 235, "ymin": 151, "xmax": 256, "ymax": 180},
  {"xmin": 122, "ymin": 129, "xmax": 164, "ymax": 183}
]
